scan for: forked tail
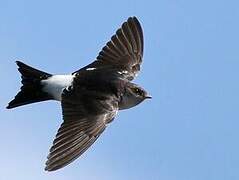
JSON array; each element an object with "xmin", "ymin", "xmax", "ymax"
[{"xmin": 7, "ymin": 61, "xmax": 53, "ymax": 109}]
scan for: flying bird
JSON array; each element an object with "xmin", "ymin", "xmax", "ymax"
[{"xmin": 7, "ymin": 16, "xmax": 151, "ymax": 171}]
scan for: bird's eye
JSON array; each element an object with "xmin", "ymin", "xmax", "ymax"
[{"xmin": 133, "ymin": 88, "xmax": 142, "ymax": 95}]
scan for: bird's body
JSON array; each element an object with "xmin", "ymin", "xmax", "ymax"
[
  {"xmin": 41, "ymin": 74, "xmax": 75, "ymax": 101},
  {"xmin": 7, "ymin": 17, "xmax": 151, "ymax": 171}
]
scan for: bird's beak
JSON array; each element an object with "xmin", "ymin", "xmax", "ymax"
[{"xmin": 145, "ymin": 95, "xmax": 152, "ymax": 99}]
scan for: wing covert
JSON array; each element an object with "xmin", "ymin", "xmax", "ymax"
[
  {"xmin": 75, "ymin": 17, "xmax": 144, "ymax": 81},
  {"xmin": 45, "ymin": 88, "xmax": 118, "ymax": 171}
]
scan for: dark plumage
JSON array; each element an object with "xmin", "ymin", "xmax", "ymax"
[{"xmin": 7, "ymin": 17, "xmax": 151, "ymax": 171}]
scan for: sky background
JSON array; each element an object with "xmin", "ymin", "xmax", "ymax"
[{"xmin": 0, "ymin": 0, "xmax": 239, "ymax": 180}]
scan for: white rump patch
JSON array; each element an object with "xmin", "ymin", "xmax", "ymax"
[
  {"xmin": 86, "ymin": 67, "xmax": 96, "ymax": 71},
  {"xmin": 41, "ymin": 74, "xmax": 75, "ymax": 101}
]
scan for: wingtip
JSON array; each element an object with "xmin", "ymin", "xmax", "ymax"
[
  {"xmin": 44, "ymin": 163, "xmax": 53, "ymax": 172},
  {"xmin": 15, "ymin": 60, "xmax": 21, "ymax": 65},
  {"xmin": 127, "ymin": 16, "xmax": 140, "ymax": 22},
  {"xmin": 127, "ymin": 16, "xmax": 135, "ymax": 23},
  {"xmin": 44, "ymin": 159, "xmax": 60, "ymax": 172},
  {"xmin": 44, "ymin": 164, "xmax": 59, "ymax": 172},
  {"xmin": 133, "ymin": 16, "xmax": 140, "ymax": 24},
  {"xmin": 44, "ymin": 166, "xmax": 51, "ymax": 172},
  {"xmin": 15, "ymin": 60, "xmax": 25, "ymax": 67}
]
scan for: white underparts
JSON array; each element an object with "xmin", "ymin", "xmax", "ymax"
[{"xmin": 41, "ymin": 74, "xmax": 75, "ymax": 101}]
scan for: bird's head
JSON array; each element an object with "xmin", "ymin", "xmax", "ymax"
[{"xmin": 119, "ymin": 82, "xmax": 151, "ymax": 110}]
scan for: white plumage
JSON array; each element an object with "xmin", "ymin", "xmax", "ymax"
[
  {"xmin": 86, "ymin": 67, "xmax": 96, "ymax": 71},
  {"xmin": 41, "ymin": 74, "xmax": 75, "ymax": 101}
]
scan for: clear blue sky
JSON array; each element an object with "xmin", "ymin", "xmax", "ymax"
[{"xmin": 1, "ymin": 0, "xmax": 238, "ymax": 180}]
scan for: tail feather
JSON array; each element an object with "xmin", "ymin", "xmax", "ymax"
[{"xmin": 7, "ymin": 61, "xmax": 53, "ymax": 109}]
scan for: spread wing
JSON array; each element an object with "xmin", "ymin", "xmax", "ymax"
[
  {"xmin": 75, "ymin": 16, "xmax": 144, "ymax": 81},
  {"xmin": 45, "ymin": 88, "xmax": 118, "ymax": 171}
]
